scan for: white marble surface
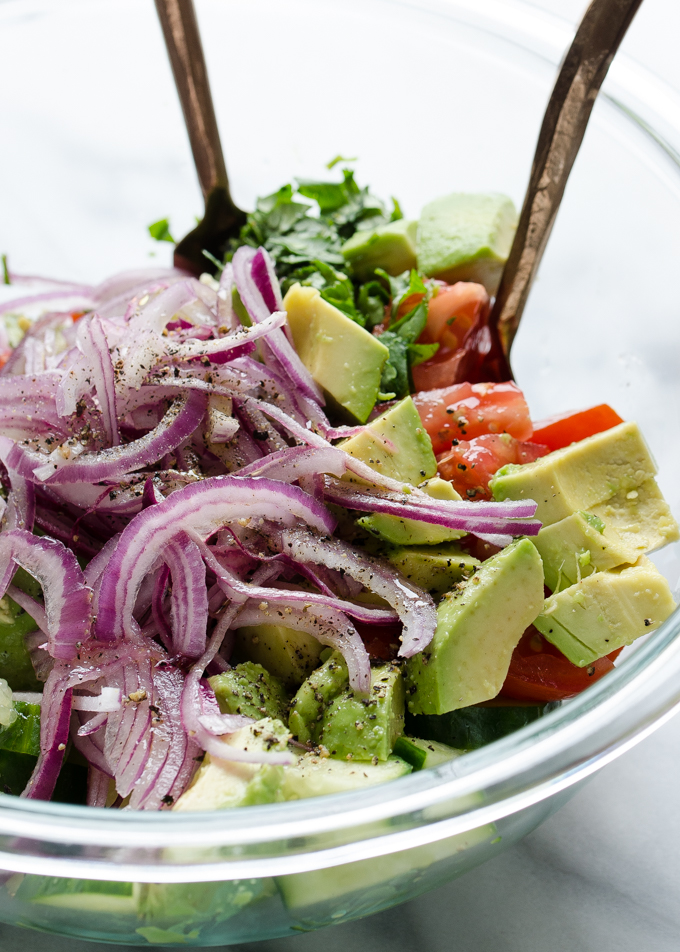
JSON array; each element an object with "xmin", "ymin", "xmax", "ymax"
[{"xmin": 1, "ymin": 1, "xmax": 679, "ymax": 950}]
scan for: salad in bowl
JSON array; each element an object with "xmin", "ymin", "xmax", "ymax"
[{"xmin": 0, "ymin": 169, "xmax": 675, "ymax": 820}]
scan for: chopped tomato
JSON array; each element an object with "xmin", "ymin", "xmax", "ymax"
[
  {"xmin": 414, "ymin": 381, "xmax": 532, "ymax": 455},
  {"xmin": 411, "ymin": 282, "xmax": 489, "ymax": 391},
  {"xmin": 353, "ymin": 620, "xmax": 402, "ymax": 662},
  {"xmin": 437, "ymin": 434, "xmax": 549, "ymax": 499},
  {"xmin": 0, "ymin": 349, "xmax": 11, "ymax": 370},
  {"xmin": 70, "ymin": 310, "xmax": 87, "ymax": 322},
  {"xmin": 500, "ymin": 626, "xmax": 623, "ymax": 702},
  {"xmin": 531, "ymin": 404, "xmax": 623, "ymax": 452}
]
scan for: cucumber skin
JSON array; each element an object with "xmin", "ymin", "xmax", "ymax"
[
  {"xmin": 406, "ymin": 702, "xmax": 559, "ymax": 750},
  {"xmin": 0, "ymin": 750, "xmax": 87, "ymax": 802}
]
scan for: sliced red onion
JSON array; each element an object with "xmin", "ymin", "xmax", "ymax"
[
  {"xmin": 3, "ymin": 471, "xmax": 35, "ymax": 532},
  {"xmin": 281, "ymin": 527, "xmax": 438, "ymax": 658},
  {"xmin": 78, "ymin": 711, "xmax": 110, "ymax": 737},
  {"xmin": 199, "ymin": 540, "xmax": 397, "ymax": 627},
  {"xmin": 0, "ymin": 287, "xmax": 92, "ymax": 318},
  {"xmin": 6, "ymin": 583, "xmax": 48, "ymax": 634},
  {"xmin": 0, "ymin": 529, "xmax": 92, "ymax": 660},
  {"xmin": 236, "ymin": 445, "xmax": 347, "ymax": 483},
  {"xmin": 216, "ymin": 263, "xmax": 239, "ymax": 330},
  {"xmin": 322, "ymin": 478, "xmax": 541, "ymax": 537},
  {"xmin": 161, "ymin": 309, "xmax": 285, "ymax": 363},
  {"xmin": 72, "ymin": 687, "xmax": 122, "ymax": 713},
  {"xmin": 87, "ymin": 767, "xmax": 111, "ymax": 807},
  {"xmin": 235, "ymin": 600, "xmax": 371, "ymax": 694},
  {"xmin": 21, "ymin": 662, "xmax": 73, "ymax": 800},
  {"xmin": 232, "ymin": 246, "xmax": 323, "ymax": 404},
  {"xmin": 94, "ymin": 475, "xmax": 336, "ymax": 642},
  {"xmin": 83, "ymin": 533, "xmax": 122, "ymax": 587},
  {"xmin": 164, "ymin": 533, "xmax": 208, "ymax": 658},
  {"xmin": 78, "ymin": 315, "xmax": 120, "ymax": 445},
  {"xmin": 5, "ymin": 391, "xmax": 207, "ymax": 485}
]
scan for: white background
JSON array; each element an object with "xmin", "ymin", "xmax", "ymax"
[{"xmin": 1, "ymin": 1, "xmax": 680, "ymax": 950}]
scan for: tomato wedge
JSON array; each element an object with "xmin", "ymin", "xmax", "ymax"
[
  {"xmin": 500, "ymin": 626, "xmax": 623, "ymax": 702},
  {"xmin": 436, "ymin": 434, "xmax": 549, "ymax": 499},
  {"xmin": 414, "ymin": 381, "xmax": 532, "ymax": 455},
  {"xmin": 411, "ymin": 282, "xmax": 489, "ymax": 391},
  {"xmin": 531, "ymin": 404, "xmax": 623, "ymax": 452},
  {"xmin": 354, "ymin": 620, "xmax": 402, "ymax": 662}
]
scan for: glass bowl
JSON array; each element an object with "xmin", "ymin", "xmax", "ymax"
[{"xmin": 1, "ymin": 0, "xmax": 680, "ymax": 945}]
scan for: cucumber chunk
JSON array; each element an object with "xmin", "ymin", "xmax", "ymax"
[
  {"xmin": 392, "ymin": 735, "xmax": 462, "ymax": 771},
  {"xmin": 406, "ymin": 701, "xmax": 559, "ymax": 750}
]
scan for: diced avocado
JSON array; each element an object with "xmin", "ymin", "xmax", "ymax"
[
  {"xmin": 14, "ymin": 876, "xmax": 135, "ymax": 914},
  {"xmin": 233, "ymin": 624, "xmax": 324, "ymax": 689},
  {"xmin": 406, "ymin": 539, "xmax": 545, "ymax": 714},
  {"xmin": 490, "ymin": 422, "xmax": 657, "ymax": 527},
  {"xmin": 406, "ymin": 700, "xmax": 558, "ymax": 750},
  {"xmin": 588, "ymin": 478, "xmax": 679, "ymax": 555},
  {"xmin": 289, "ymin": 653, "xmax": 406, "ymax": 762},
  {"xmin": 136, "ymin": 878, "xmax": 275, "ymax": 928},
  {"xmin": 277, "ymin": 823, "xmax": 496, "ymax": 917},
  {"xmin": 392, "ymin": 735, "xmax": 462, "ymax": 771},
  {"xmin": 173, "ymin": 718, "xmax": 290, "ymax": 812},
  {"xmin": 281, "ymin": 753, "xmax": 411, "ymax": 800},
  {"xmin": 535, "ymin": 556, "xmax": 677, "ymax": 666},
  {"xmin": 341, "ymin": 219, "xmax": 418, "ymax": 280},
  {"xmin": 0, "ymin": 698, "xmax": 41, "ymax": 755},
  {"xmin": 288, "ymin": 651, "xmax": 350, "ymax": 745},
  {"xmin": 383, "ymin": 543, "xmax": 480, "ymax": 598},
  {"xmin": 209, "ymin": 663, "xmax": 288, "ymax": 723},
  {"xmin": 416, "ymin": 192, "xmax": 518, "ymax": 295},
  {"xmin": 359, "ymin": 477, "xmax": 465, "ymax": 545},
  {"xmin": 283, "ymin": 283, "xmax": 389, "ymax": 423},
  {"xmin": 534, "ymin": 511, "xmax": 638, "ymax": 592},
  {"xmin": 341, "ymin": 396, "xmax": 437, "ymax": 485}
]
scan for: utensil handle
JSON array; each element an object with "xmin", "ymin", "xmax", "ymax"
[
  {"xmin": 154, "ymin": 0, "xmax": 228, "ymax": 199},
  {"xmin": 492, "ymin": 0, "xmax": 643, "ymax": 356}
]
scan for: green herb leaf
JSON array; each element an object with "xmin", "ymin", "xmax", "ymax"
[
  {"xmin": 148, "ymin": 218, "xmax": 175, "ymax": 243},
  {"xmin": 326, "ymin": 155, "xmax": 357, "ymax": 170},
  {"xmin": 1, "ymin": 254, "xmax": 9, "ymax": 285},
  {"xmin": 408, "ymin": 342, "xmax": 439, "ymax": 366},
  {"xmin": 579, "ymin": 511, "xmax": 606, "ymax": 534}
]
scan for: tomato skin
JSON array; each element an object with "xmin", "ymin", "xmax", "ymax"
[
  {"xmin": 353, "ymin": 620, "xmax": 402, "ymax": 662},
  {"xmin": 414, "ymin": 381, "xmax": 533, "ymax": 454},
  {"xmin": 531, "ymin": 404, "xmax": 623, "ymax": 452},
  {"xmin": 437, "ymin": 434, "xmax": 549, "ymax": 499},
  {"xmin": 500, "ymin": 626, "xmax": 622, "ymax": 702},
  {"xmin": 412, "ymin": 282, "xmax": 489, "ymax": 391}
]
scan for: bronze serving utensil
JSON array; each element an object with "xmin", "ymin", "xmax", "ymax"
[
  {"xmin": 479, "ymin": 0, "xmax": 644, "ymax": 381},
  {"xmin": 154, "ymin": 0, "xmax": 246, "ymax": 275}
]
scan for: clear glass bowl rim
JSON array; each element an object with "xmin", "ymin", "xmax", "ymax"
[{"xmin": 1, "ymin": 0, "xmax": 680, "ymax": 884}]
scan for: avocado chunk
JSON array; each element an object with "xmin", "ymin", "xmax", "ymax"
[
  {"xmin": 289, "ymin": 652, "xmax": 405, "ymax": 762},
  {"xmin": 406, "ymin": 700, "xmax": 558, "ymax": 750},
  {"xmin": 359, "ymin": 477, "xmax": 465, "ymax": 545},
  {"xmin": 283, "ymin": 283, "xmax": 389, "ymax": 423},
  {"xmin": 173, "ymin": 718, "xmax": 290, "ymax": 812},
  {"xmin": 534, "ymin": 511, "xmax": 639, "ymax": 592},
  {"xmin": 588, "ymin": 477, "xmax": 679, "ymax": 554},
  {"xmin": 209, "ymin": 663, "xmax": 288, "ymax": 723},
  {"xmin": 416, "ymin": 192, "xmax": 518, "ymax": 295},
  {"xmin": 341, "ymin": 396, "xmax": 437, "ymax": 485},
  {"xmin": 341, "ymin": 219, "xmax": 418, "ymax": 280},
  {"xmin": 233, "ymin": 623, "xmax": 323, "ymax": 689},
  {"xmin": 383, "ymin": 543, "xmax": 480, "ymax": 598},
  {"xmin": 392, "ymin": 735, "xmax": 462, "ymax": 771},
  {"xmin": 534, "ymin": 556, "xmax": 677, "ymax": 666},
  {"xmin": 490, "ymin": 422, "xmax": 657, "ymax": 527},
  {"xmin": 281, "ymin": 753, "xmax": 411, "ymax": 800},
  {"xmin": 406, "ymin": 539, "xmax": 545, "ymax": 714}
]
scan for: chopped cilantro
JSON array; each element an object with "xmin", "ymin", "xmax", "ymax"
[{"xmin": 148, "ymin": 218, "xmax": 175, "ymax": 243}]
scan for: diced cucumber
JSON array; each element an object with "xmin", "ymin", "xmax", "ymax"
[
  {"xmin": 281, "ymin": 753, "xmax": 411, "ymax": 800},
  {"xmin": 392, "ymin": 735, "xmax": 462, "ymax": 771},
  {"xmin": 0, "ymin": 699, "xmax": 41, "ymax": 755},
  {"xmin": 15, "ymin": 875, "xmax": 135, "ymax": 914},
  {"xmin": 406, "ymin": 701, "xmax": 559, "ymax": 750}
]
